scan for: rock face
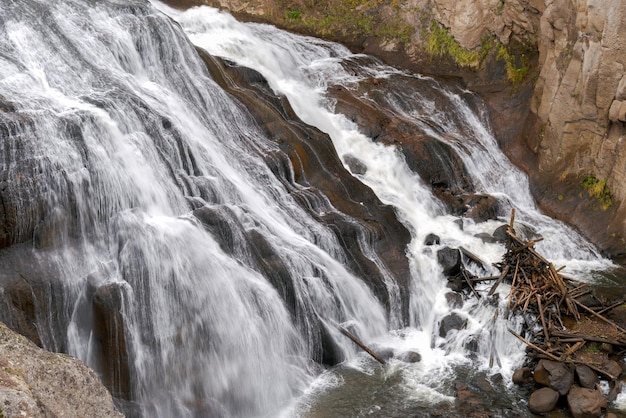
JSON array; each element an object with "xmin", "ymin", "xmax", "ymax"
[
  {"xmin": 161, "ymin": 0, "xmax": 626, "ymax": 264},
  {"xmin": 0, "ymin": 321, "xmax": 123, "ymax": 418},
  {"xmin": 525, "ymin": 0, "xmax": 626, "ymax": 262}
]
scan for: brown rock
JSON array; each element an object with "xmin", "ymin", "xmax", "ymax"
[
  {"xmin": 567, "ymin": 385, "xmax": 607, "ymax": 418},
  {"xmin": 528, "ymin": 387, "xmax": 559, "ymax": 414},
  {"xmin": 512, "ymin": 367, "xmax": 534, "ymax": 385},
  {"xmin": 601, "ymin": 358, "xmax": 623, "ymax": 379},
  {"xmin": 0, "ymin": 321, "xmax": 123, "ymax": 418},
  {"xmin": 534, "ymin": 360, "xmax": 574, "ymax": 395}
]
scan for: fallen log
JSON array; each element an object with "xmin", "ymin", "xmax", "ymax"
[{"xmin": 335, "ymin": 324, "xmax": 387, "ymax": 365}]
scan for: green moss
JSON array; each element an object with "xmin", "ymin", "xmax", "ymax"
[
  {"xmin": 496, "ymin": 43, "xmax": 528, "ymax": 84},
  {"xmin": 426, "ymin": 21, "xmax": 482, "ymax": 67},
  {"xmin": 284, "ymin": 9, "xmax": 302, "ymax": 20},
  {"xmin": 582, "ymin": 176, "xmax": 612, "ymax": 210}
]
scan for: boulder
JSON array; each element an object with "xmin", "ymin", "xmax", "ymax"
[
  {"xmin": 439, "ymin": 313, "xmax": 467, "ymax": 338},
  {"xmin": 534, "ymin": 359, "xmax": 574, "ymax": 395},
  {"xmin": 437, "ymin": 247, "xmax": 462, "ymax": 276},
  {"xmin": 601, "ymin": 358, "xmax": 623, "ymax": 379},
  {"xmin": 424, "ymin": 233, "xmax": 441, "ymax": 246},
  {"xmin": 445, "ymin": 291, "xmax": 463, "ymax": 308},
  {"xmin": 492, "ymin": 224, "xmax": 510, "ymax": 242},
  {"xmin": 528, "ymin": 387, "xmax": 560, "ymax": 414},
  {"xmin": 397, "ymin": 350, "xmax": 422, "ymax": 363},
  {"xmin": 0, "ymin": 321, "xmax": 123, "ymax": 418},
  {"xmin": 575, "ymin": 364, "xmax": 598, "ymax": 389},
  {"xmin": 567, "ymin": 385, "xmax": 606, "ymax": 418},
  {"xmin": 512, "ymin": 367, "xmax": 534, "ymax": 385}
]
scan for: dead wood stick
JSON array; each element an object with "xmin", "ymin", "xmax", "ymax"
[
  {"xmin": 536, "ymin": 294, "xmax": 550, "ymax": 342},
  {"xmin": 459, "ymin": 246, "xmax": 488, "ymax": 270},
  {"xmin": 572, "ymin": 299, "xmax": 626, "ymax": 336},
  {"xmin": 472, "ymin": 275, "xmax": 500, "ymax": 282},
  {"xmin": 509, "ymin": 208, "xmax": 516, "ymax": 229},
  {"xmin": 461, "ymin": 268, "xmax": 481, "ymax": 299},
  {"xmin": 511, "ymin": 238, "xmax": 544, "ymax": 254},
  {"xmin": 596, "ymin": 300, "xmax": 625, "ymax": 315},
  {"xmin": 335, "ymin": 324, "xmax": 387, "ymax": 365},
  {"xmin": 488, "ymin": 265, "xmax": 510, "ymax": 296},
  {"xmin": 559, "ymin": 341, "xmax": 585, "ymax": 361},
  {"xmin": 508, "ymin": 329, "xmax": 561, "ymax": 361}
]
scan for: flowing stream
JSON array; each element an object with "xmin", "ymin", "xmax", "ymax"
[{"xmin": 0, "ymin": 0, "xmax": 623, "ymax": 417}]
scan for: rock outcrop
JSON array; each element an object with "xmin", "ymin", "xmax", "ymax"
[
  {"xmin": 162, "ymin": 0, "xmax": 626, "ymax": 264},
  {"xmin": 0, "ymin": 321, "xmax": 123, "ymax": 417},
  {"xmin": 523, "ymin": 0, "xmax": 626, "ymax": 262}
]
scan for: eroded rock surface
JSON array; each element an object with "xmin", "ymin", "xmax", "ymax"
[{"xmin": 0, "ymin": 321, "xmax": 123, "ymax": 418}]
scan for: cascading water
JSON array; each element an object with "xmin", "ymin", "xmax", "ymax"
[
  {"xmin": 152, "ymin": 3, "xmax": 624, "ymax": 416},
  {"xmin": 0, "ymin": 0, "xmax": 623, "ymax": 416},
  {"xmin": 0, "ymin": 1, "xmax": 397, "ymax": 416}
]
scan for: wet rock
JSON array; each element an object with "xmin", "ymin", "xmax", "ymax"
[
  {"xmin": 397, "ymin": 350, "xmax": 422, "ymax": 363},
  {"xmin": 463, "ymin": 336, "xmax": 480, "ymax": 353},
  {"xmin": 493, "ymin": 224, "xmax": 509, "ymax": 242},
  {"xmin": 424, "ymin": 233, "xmax": 441, "ymax": 246},
  {"xmin": 512, "ymin": 367, "xmax": 534, "ymax": 385},
  {"xmin": 445, "ymin": 291, "xmax": 463, "ymax": 308},
  {"xmin": 567, "ymin": 385, "xmax": 606, "ymax": 418},
  {"xmin": 534, "ymin": 360, "xmax": 574, "ymax": 395},
  {"xmin": 575, "ymin": 364, "xmax": 598, "ymax": 389},
  {"xmin": 465, "ymin": 194, "xmax": 501, "ymax": 223},
  {"xmin": 200, "ymin": 52, "xmax": 413, "ymax": 323},
  {"xmin": 319, "ymin": 323, "xmax": 345, "ymax": 367},
  {"xmin": 439, "ymin": 313, "xmax": 467, "ymax": 338},
  {"xmin": 528, "ymin": 387, "xmax": 559, "ymax": 414},
  {"xmin": 601, "ymin": 358, "xmax": 623, "ymax": 379},
  {"xmin": 343, "ymin": 153, "xmax": 367, "ymax": 175},
  {"xmin": 92, "ymin": 282, "xmax": 131, "ymax": 400},
  {"xmin": 608, "ymin": 380, "xmax": 622, "ymax": 402},
  {"xmin": 437, "ymin": 247, "xmax": 462, "ymax": 276},
  {"xmin": 446, "ymin": 277, "xmax": 464, "ymax": 292},
  {"xmin": 0, "ymin": 321, "xmax": 123, "ymax": 418},
  {"xmin": 474, "ymin": 232, "xmax": 496, "ymax": 243}
]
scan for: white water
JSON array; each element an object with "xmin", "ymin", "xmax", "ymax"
[
  {"xmin": 151, "ymin": 3, "xmax": 621, "ymax": 416},
  {"xmin": 0, "ymin": 0, "xmax": 621, "ymax": 416}
]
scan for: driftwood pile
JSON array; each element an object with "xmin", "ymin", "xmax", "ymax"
[{"xmin": 488, "ymin": 209, "xmax": 626, "ymax": 379}]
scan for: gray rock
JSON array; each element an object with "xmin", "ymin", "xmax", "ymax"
[
  {"xmin": 439, "ymin": 313, "xmax": 467, "ymax": 338},
  {"xmin": 437, "ymin": 247, "xmax": 462, "ymax": 276},
  {"xmin": 575, "ymin": 364, "xmax": 598, "ymax": 389}
]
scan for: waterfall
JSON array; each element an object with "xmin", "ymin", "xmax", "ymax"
[
  {"xmin": 0, "ymin": 0, "xmax": 621, "ymax": 417},
  {"xmin": 152, "ymin": 2, "xmax": 621, "ymax": 416}
]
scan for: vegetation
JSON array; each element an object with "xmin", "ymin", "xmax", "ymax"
[
  {"xmin": 426, "ymin": 21, "xmax": 482, "ymax": 68},
  {"xmin": 582, "ymin": 176, "xmax": 612, "ymax": 210},
  {"xmin": 496, "ymin": 42, "xmax": 529, "ymax": 84}
]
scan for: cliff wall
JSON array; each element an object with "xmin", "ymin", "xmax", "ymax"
[{"xmin": 164, "ymin": 0, "xmax": 625, "ymax": 263}]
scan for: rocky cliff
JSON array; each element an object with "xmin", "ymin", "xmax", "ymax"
[
  {"xmin": 164, "ymin": 0, "xmax": 626, "ymax": 263},
  {"xmin": 0, "ymin": 321, "xmax": 123, "ymax": 417}
]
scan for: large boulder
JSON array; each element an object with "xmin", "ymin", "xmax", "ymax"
[
  {"xmin": 0, "ymin": 321, "xmax": 123, "ymax": 417},
  {"xmin": 528, "ymin": 387, "xmax": 559, "ymax": 414},
  {"xmin": 534, "ymin": 359, "xmax": 574, "ymax": 395},
  {"xmin": 567, "ymin": 385, "xmax": 607, "ymax": 418}
]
